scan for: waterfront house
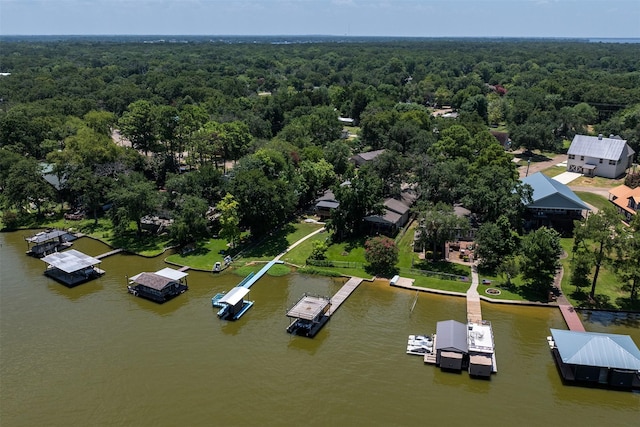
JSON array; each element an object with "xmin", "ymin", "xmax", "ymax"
[
  {"xmin": 566, "ymin": 134, "xmax": 635, "ymax": 178},
  {"xmin": 314, "ymin": 189, "xmax": 340, "ymax": 219},
  {"xmin": 521, "ymin": 172, "xmax": 590, "ymax": 231},
  {"xmin": 608, "ymin": 184, "xmax": 640, "ymax": 222},
  {"xmin": 549, "ymin": 329, "xmax": 640, "ymax": 390},
  {"xmin": 364, "ymin": 197, "xmax": 412, "ymax": 234},
  {"xmin": 128, "ymin": 267, "xmax": 188, "ymax": 303},
  {"xmin": 41, "ymin": 249, "xmax": 104, "ymax": 286}
]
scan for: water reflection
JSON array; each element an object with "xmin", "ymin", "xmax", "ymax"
[
  {"xmin": 46, "ymin": 279, "xmax": 104, "ymax": 300},
  {"xmin": 582, "ymin": 310, "xmax": 640, "ymax": 329}
]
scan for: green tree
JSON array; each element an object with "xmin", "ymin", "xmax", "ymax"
[
  {"xmin": 327, "ymin": 173, "xmax": 383, "ymax": 239},
  {"xmin": 365, "ymin": 236, "xmax": 399, "ymax": 274},
  {"xmin": 308, "ymin": 240, "xmax": 329, "ymax": 261},
  {"xmin": 414, "ymin": 202, "xmax": 469, "ymax": 260},
  {"xmin": 216, "ymin": 193, "xmax": 241, "ymax": 248},
  {"xmin": 171, "ymin": 195, "xmax": 209, "ymax": 245},
  {"xmin": 475, "ymin": 215, "xmax": 520, "ymax": 271},
  {"xmin": 108, "ymin": 172, "xmax": 158, "ymax": 235},
  {"xmin": 613, "ymin": 214, "xmax": 640, "ymax": 301},
  {"xmin": 119, "ymin": 100, "xmax": 158, "ymax": 155},
  {"xmin": 520, "ymin": 227, "xmax": 562, "ymax": 291},
  {"xmin": 0, "ymin": 158, "xmax": 55, "ymax": 215},
  {"xmin": 573, "ymin": 206, "xmax": 622, "ymax": 299}
]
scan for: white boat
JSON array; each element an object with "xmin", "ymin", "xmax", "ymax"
[{"xmin": 406, "ymin": 334, "xmax": 434, "ymax": 356}]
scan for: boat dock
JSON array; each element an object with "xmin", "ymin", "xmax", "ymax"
[
  {"xmin": 558, "ymin": 304, "xmax": 586, "ymax": 332},
  {"xmin": 466, "ymin": 265, "xmax": 483, "ymax": 323},
  {"xmin": 326, "ymin": 277, "xmax": 363, "ymax": 316},
  {"xmin": 96, "ymin": 248, "xmax": 124, "ymax": 260}
]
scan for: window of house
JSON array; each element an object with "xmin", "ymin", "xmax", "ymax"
[
  {"xmin": 580, "ymin": 156, "xmax": 584, "ymax": 161},
  {"xmin": 609, "ymin": 160, "xmax": 616, "ymax": 165},
  {"xmin": 568, "ymin": 154, "xmax": 575, "ymax": 160},
  {"xmin": 599, "ymin": 158, "xmax": 603, "ymax": 163}
]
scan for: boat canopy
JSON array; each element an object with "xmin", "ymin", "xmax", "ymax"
[
  {"xmin": 27, "ymin": 229, "xmax": 67, "ymax": 243},
  {"xmin": 41, "ymin": 249, "xmax": 101, "ymax": 273},
  {"xmin": 219, "ymin": 287, "xmax": 250, "ymax": 306},
  {"xmin": 287, "ymin": 295, "xmax": 330, "ymax": 320}
]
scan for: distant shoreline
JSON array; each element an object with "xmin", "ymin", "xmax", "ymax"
[{"xmin": 0, "ymin": 35, "xmax": 638, "ymax": 44}]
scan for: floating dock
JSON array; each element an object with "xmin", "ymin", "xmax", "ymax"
[
  {"xmin": 558, "ymin": 304, "xmax": 586, "ymax": 332},
  {"xmin": 26, "ymin": 229, "xmax": 75, "ymax": 258},
  {"xmin": 286, "ymin": 277, "xmax": 363, "ymax": 337},
  {"xmin": 41, "ymin": 249, "xmax": 104, "ymax": 287}
]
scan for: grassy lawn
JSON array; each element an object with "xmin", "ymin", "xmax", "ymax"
[
  {"xmin": 574, "ymin": 191, "xmax": 611, "ymax": 212},
  {"xmin": 541, "ymin": 166, "xmax": 566, "ymax": 178},
  {"xmin": 559, "ymin": 238, "xmax": 640, "ymax": 311},
  {"xmin": 570, "ymin": 175, "xmax": 625, "ymax": 188}
]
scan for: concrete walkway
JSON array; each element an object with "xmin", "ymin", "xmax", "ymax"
[
  {"xmin": 274, "ymin": 226, "xmax": 325, "ymax": 262},
  {"xmin": 467, "ymin": 264, "xmax": 483, "ymax": 323}
]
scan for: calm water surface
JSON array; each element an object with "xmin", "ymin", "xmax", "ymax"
[{"xmin": 1, "ymin": 231, "xmax": 638, "ymax": 426}]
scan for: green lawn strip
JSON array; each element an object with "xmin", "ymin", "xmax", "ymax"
[
  {"xmin": 240, "ymin": 221, "xmax": 324, "ymax": 263},
  {"xmin": 570, "ymin": 175, "xmax": 625, "ymax": 188},
  {"xmin": 541, "ymin": 166, "xmax": 566, "ymax": 178},
  {"xmin": 166, "ymin": 238, "xmax": 231, "ymax": 270},
  {"xmin": 574, "ymin": 191, "xmax": 611, "ymax": 212},
  {"xmin": 279, "ymin": 232, "xmax": 327, "ymax": 266}
]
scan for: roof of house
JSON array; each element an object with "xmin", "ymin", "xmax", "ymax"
[
  {"xmin": 364, "ymin": 209, "xmax": 403, "ymax": 226},
  {"xmin": 568, "ymin": 135, "xmax": 635, "ymax": 161},
  {"xmin": 130, "ymin": 268, "xmax": 188, "ymax": 283},
  {"xmin": 316, "ymin": 200, "xmax": 340, "ymax": 209},
  {"xmin": 609, "ymin": 184, "xmax": 640, "ymax": 215},
  {"xmin": 41, "ymin": 249, "xmax": 101, "ymax": 273},
  {"xmin": 550, "ymin": 329, "xmax": 640, "ymax": 371},
  {"xmin": 435, "ymin": 320, "xmax": 468, "ymax": 353},
  {"xmin": 352, "ymin": 149, "xmax": 386, "ymax": 163},
  {"xmin": 521, "ymin": 172, "xmax": 590, "ymax": 211},
  {"xmin": 384, "ymin": 198, "xmax": 410, "ymax": 215},
  {"xmin": 316, "ymin": 189, "xmax": 337, "ymax": 202}
]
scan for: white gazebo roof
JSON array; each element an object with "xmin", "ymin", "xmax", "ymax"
[
  {"xmin": 219, "ymin": 287, "xmax": 250, "ymax": 306},
  {"xmin": 41, "ymin": 249, "xmax": 101, "ymax": 273}
]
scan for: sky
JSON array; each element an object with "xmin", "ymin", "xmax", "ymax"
[{"xmin": 1, "ymin": 0, "xmax": 639, "ymax": 38}]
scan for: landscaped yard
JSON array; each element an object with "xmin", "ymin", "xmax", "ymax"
[
  {"xmin": 574, "ymin": 191, "xmax": 611, "ymax": 212},
  {"xmin": 558, "ymin": 238, "xmax": 639, "ymax": 311}
]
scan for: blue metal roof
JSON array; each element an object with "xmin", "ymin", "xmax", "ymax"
[
  {"xmin": 521, "ymin": 172, "xmax": 590, "ymax": 211},
  {"xmin": 550, "ymin": 329, "xmax": 640, "ymax": 371}
]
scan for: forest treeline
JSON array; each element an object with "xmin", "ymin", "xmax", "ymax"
[{"xmin": 1, "ymin": 39, "xmax": 639, "ymax": 239}]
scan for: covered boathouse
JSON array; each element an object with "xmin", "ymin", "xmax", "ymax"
[
  {"xmin": 215, "ymin": 286, "xmax": 253, "ymax": 320},
  {"xmin": 128, "ymin": 267, "xmax": 188, "ymax": 303},
  {"xmin": 549, "ymin": 328, "xmax": 640, "ymax": 390},
  {"xmin": 286, "ymin": 294, "xmax": 331, "ymax": 337},
  {"xmin": 435, "ymin": 320, "xmax": 469, "ymax": 371},
  {"xmin": 26, "ymin": 229, "xmax": 75, "ymax": 257},
  {"xmin": 40, "ymin": 249, "xmax": 104, "ymax": 286}
]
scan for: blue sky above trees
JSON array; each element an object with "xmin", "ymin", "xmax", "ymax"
[{"xmin": 1, "ymin": 0, "xmax": 639, "ymax": 38}]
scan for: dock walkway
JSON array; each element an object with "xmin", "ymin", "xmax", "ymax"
[
  {"xmin": 95, "ymin": 248, "xmax": 124, "ymax": 260},
  {"xmin": 466, "ymin": 265, "xmax": 482, "ymax": 323},
  {"xmin": 327, "ymin": 277, "xmax": 363, "ymax": 316}
]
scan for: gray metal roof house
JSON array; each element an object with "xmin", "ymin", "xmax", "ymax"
[
  {"xmin": 567, "ymin": 134, "xmax": 635, "ymax": 178},
  {"xmin": 550, "ymin": 328, "xmax": 640, "ymax": 390}
]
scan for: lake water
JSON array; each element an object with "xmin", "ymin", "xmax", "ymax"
[{"xmin": 1, "ymin": 231, "xmax": 638, "ymax": 426}]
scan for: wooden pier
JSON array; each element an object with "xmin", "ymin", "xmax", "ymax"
[
  {"xmin": 95, "ymin": 248, "xmax": 124, "ymax": 260},
  {"xmin": 326, "ymin": 277, "xmax": 363, "ymax": 316},
  {"xmin": 558, "ymin": 304, "xmax": 586, "ymax": 332},
  {"xmin": 466, "ymin": 265, "xmax": 483, "ymax": 323}
]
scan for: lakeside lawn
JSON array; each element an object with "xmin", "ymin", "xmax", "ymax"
[{"xmin": 559, "ymin": 238, "xmax": 639, "ymax": 311}]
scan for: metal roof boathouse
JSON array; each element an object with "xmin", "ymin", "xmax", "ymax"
[
  {"xmin": 26, "ymin": 229, "xmax": 75, "ymax": 258},
  {"xmin": 40, "ymin": 249, "xmax": 104, "ymax": 287},
  {"xmin": 549, "ymin": 329, "xmax": 640, "ymax": 390},
  {"xmin": 128, "ymin": 268, "xmax": 188, "ymax": 304}
]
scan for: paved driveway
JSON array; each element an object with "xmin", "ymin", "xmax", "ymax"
[{"xmin": 553, "ymin": 171, "xmax": 582, "ymax": 184}]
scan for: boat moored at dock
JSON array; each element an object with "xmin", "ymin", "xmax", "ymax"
[{"xmin": 26, "ymin": 229, "xmax": 76, "ymax": 258}]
